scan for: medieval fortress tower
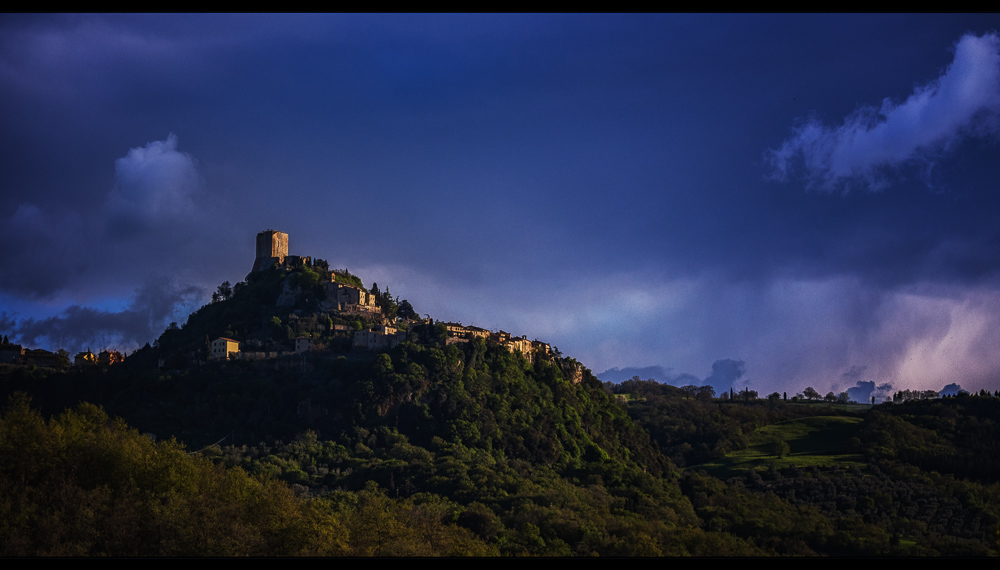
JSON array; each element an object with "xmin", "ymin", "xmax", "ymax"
[
  {"xmin": 251, "ymin": 230, "xmax": 289, "ymax": 274},
  {"xmin": 248, "ymin": 229, "xmax": 378, "ymax": 315}
]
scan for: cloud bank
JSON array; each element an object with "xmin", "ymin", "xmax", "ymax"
[
  {"xmin": 769, "ymin": 33, "xmax": 1000, "ymax": 191},
  {"xmin": 10, "ymin": 279, "xmax": 202, "ymax": 353}
]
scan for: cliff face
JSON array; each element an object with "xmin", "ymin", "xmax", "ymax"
[{"xmin": 276, "ymin": 279, "xmax": 301, "ymax": 307}]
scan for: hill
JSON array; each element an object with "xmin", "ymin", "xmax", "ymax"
[{"xmin": 2, "ymin": 232, "xmax": 1000, "ymax": 556}]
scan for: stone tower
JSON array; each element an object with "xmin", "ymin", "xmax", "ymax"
[{"xmin": 251, "ymin": 230, "xmax": 288, "ymax": 274}]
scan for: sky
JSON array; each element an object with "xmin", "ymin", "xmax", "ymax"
[{"xmin": 3, "ymin": 14, "xmax": 1000, "ymax": 399}]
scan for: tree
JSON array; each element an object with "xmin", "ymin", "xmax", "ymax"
[
  {"xmin": 696, "ymin": 386, "xmax": 716, "ymax": 402},
  {"xmin": 55, "ymin": 349, "xmax": 71, "ymax": 370},
  {"xmin": 803, "ymin": 387, "xmax": 820, "ymax": 401},
  {"xmin": 270, "ymin": 316, "xmax": 283, "ymax": 341},
  {"xmin": 771, "ymin": 438, "xmax": 790, "ymax": 458},
  {"xmin": 397, "ymin": 300, "xmax": 418, "ymax": 321},
  {"xmin": 216, "ymin": 281, "xmax": 233, "ymax": 302}
]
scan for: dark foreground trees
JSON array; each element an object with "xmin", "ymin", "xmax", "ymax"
[
  {"xmin": 0, "ymin": 394, "xmax": 344, "ymax": 556},
  {"xmin": 0, "ymin": 395, "xmax": 494, "ymax": 556}
]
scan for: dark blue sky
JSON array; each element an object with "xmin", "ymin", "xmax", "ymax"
[{"xmin": 3, "ymin": 14, "xmax": 1000, "ymax": 397}]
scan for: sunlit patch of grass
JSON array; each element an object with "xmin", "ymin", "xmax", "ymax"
[{"xmin": 693, "ymin": 416, "xmax": 866, "ymax": 478}]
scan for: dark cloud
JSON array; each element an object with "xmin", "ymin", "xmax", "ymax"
[
  {"xmin": 596, "ymin": 366, "xmax": 674, "ymax": 384},
  {"xmin": 0, "ymin": 312, "xmax": 17, "ymax": 341},
  {"xmin": 11, "ymin": 278, "xmax": 202, "ymax": 353},
  {"xmin": 594, "ymin": 361, "xmax": 750, "ymax": 395},
  {"xmin": 846, "ymin": 381, "xmax": 875, "ymax": 404},
  {"xmin": 940, "ymin": 382, "xmax": 967, "ymax": 396},
  {"xmin": 0, "ymin": 204, "xmax": 87, "ymax": 298},
  {"xmin": 841, "ymin": 365, "xmax": 868, "ymax": 381},
  {"xmin": 596, "ymin": 359, "xmax": 750, "ymax": 394},
  {"xmin": 704, "ymin": 359, "xmax": 747, "ymax": 394},
  {"xmin": 596, "ymin": 366, "xmax": 700, "ymax": 386}
]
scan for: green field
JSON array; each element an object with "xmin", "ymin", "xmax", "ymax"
[
  {"xmin": 694, "ymin": 415, "xmax": 866, "ymax": 478},
  {"xmin": 788, "ymin": 401, "xmax": 872, "ymax": 412}
]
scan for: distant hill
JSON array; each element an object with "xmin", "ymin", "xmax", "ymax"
[{"xmin": 597, "ymin": 365, "xmax": 691, "ymax": 384}]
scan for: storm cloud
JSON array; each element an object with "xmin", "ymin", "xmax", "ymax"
[
  {"xmin": 0, "ymin": 134, "xmax": 228, "ymax": 351},
  {"xmin": 10, "ymin": 278, "xmax": 202, "ymax": 353},
  {"xmin": 4, "ymin": 15, "xmax": 1000, "ymax": 396}
]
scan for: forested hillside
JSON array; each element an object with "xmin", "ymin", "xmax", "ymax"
[{"xmin": 2, "ymin": 263, "xmax": 999, "ymax": 556}]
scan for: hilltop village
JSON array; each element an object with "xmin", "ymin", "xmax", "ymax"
[
  {"xmin": 224, "ymin": 229, "xmax": 557, "ymax": 366},
  {"xmin": 2, "ymin": 230, "xmax": 565, "ymax": 377}
]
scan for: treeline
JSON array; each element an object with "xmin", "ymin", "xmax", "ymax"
[
  {"xmin": 732, "ymin": 462, "xmax": 998, "ymax": 555},
  {"xmin": 864, "ymin": 397, "xmax": 1000, "ymax": 484}
]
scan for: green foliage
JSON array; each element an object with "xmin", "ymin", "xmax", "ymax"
[
  {"xmin": 771, "ymin": 438, "xmax": 791, "ymax": 458},
  {"xmin": 862, "ymin": 397, "xmax": 1000, "ymax": 483},
  {"xmin": 332, "ymin": 270, "xmax": 364, "ymax": 289},
  {"xmin": 397, "ymin": 299, "xmax": 418, "ymax": 321},
  {"xmin": 609, "ymin": 378, "xmax": 858, "ymax": 468},
  {"xmin": 328, "ymin": 483, "xmax": 498, "ymax": 556},
  {"xmin": 699, "ymin": 416, "xmax": 866, "ymax": 478},
  {"xmin": 0, "ymin": 395, "xmax": 348, "ymax": 556}
]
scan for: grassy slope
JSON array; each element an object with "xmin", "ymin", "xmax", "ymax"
[{"xmin": 696, "ymin": 415, "xmax": 866, "ymax": 478}]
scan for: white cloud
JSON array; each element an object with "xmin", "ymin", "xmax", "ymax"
[
  {"xmin": 110, "ymin": 133, "xmax": 200, "ymax": 225},
  {"xmin": 769, "ymin": 33, "xmax": 1000, "ymax": 192}
]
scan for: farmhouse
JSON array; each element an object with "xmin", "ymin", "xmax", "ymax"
[{"xmin": 211, "ymin": 337, "xmax": 240, "ymax": 360}]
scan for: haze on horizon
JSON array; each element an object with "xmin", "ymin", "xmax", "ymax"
[{"xmin": 3, "ymin": 14, "xmax": 1000, "ymax": 399}]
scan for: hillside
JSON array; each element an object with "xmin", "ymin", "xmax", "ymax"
[{"xmin": 2, "ymin": 234, "xmax": 1000, "ymax": 556}]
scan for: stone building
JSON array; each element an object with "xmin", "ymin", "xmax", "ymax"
[
  {"xmin": 443, "ymin": 322, "xmax": 490, "ymax": 340},
  {"xmin": 250, "ymin": 230, "xmax": 289, "ymax": 274},
  {"xmin": 323, "ymin": 281, "xmax": 379, "ymax": 314},
  {"xmin": 353, "ymin": 325, "xmax": 406, "ymax": 351}
]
